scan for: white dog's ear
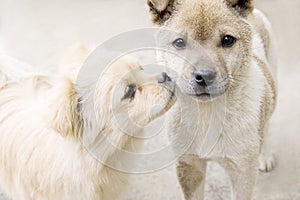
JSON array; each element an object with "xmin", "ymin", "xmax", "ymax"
[
  {"xmin": 51, "ymin": 80, "xmax": 80, "ymax": 138},
  {"xmin": 147, "ymin": 0, "xmax": 177, "ymax": 25},
  {"xmin": 226, "ymin": 0, "xmax": 254, "ymax": 14}
]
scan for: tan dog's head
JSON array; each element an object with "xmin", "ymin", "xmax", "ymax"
[
  {"xmin": 148, "ymin": 0, "xmax": 254, "ymax": 101},
  {"xmin": 94, "ymin": 58, "xmax": 176, "ymax": 133}
]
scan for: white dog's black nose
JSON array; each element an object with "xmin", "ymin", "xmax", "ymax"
[
  {"xmin": 157, "ymin": 72, "xmax": 172, "ymax": 83},
  {"xmin": 193, "ymin": 70, "xmax": 216, "ymax": 87}
]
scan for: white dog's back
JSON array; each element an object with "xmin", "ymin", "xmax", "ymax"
[{"xmin": 0, "ymin": 76, "xmax": 117, "ymax": 200}]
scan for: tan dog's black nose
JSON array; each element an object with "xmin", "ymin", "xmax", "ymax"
[
  {"xmin": 157, "ymin": 72, "xmax": 172, "ymax": 83},
  {"xmin": 193, "ymin": 70, "xmax": 216, "ymax": 87}
]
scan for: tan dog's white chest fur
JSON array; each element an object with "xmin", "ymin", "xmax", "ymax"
[{"xmin": 147, "ymin": 0, "xmax": 277, "ymax": 199}]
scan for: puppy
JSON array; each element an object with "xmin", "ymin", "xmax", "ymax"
[
  {"xmin": 147, "ymin": 0, "xmax": 277, "ymax": 199},
  {"xmin": 0, "ymin": 57, "xmax": 175, "ymax": 200}
]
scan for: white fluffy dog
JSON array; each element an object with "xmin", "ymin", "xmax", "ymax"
[{"xmin": 0, "ymin": 55, "xmax": 175, "ymax": 200}]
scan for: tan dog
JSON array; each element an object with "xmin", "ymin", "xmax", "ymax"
[
  {"xmin": 147, "ymin": 0, "xmax": 277, "ymax": 199},
  {"xmin": 0, "ymin": 57, "xmax": 175, "ymax": 200}
]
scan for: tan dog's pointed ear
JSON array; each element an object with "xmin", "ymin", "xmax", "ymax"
[
  {"xmin": 148, "ymin": 0, "xmax": 169, "ymax": 11},
  {"xmin": 226, "ymin": 0, "xmax": 254, "ymax": 15},
  {"xmin": 147, "ymin": 0, "xmax": 177, "ymax": 25}
]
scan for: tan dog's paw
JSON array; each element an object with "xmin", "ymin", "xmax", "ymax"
[{"xmin": 259, "ymin": 154, "xmax": 276, "ymax": 173}]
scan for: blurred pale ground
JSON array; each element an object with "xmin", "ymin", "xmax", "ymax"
[{"xmin": 0, "ymin": 0, "xmax": 300, "ymax": 199}]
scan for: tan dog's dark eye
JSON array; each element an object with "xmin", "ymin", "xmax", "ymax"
[
  {"xmin": 123, "ymin": 83, "xmax": 137, "ymax": 100},
  {"xmin": 172, "ymin": 38, "xmax": 186, "ymax": 50},
  {"xmin": 221, "ymin": 35, "xmax": 236, "ymax": 48}
]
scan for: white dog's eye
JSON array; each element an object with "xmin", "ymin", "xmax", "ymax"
[
  {"xmin": 172, "ymin": 38, "xmax": 186, "ymax": 50},
  {"xmin": 221, "ymin": 35, "xmax": 236, "ymax": 48},
  {"xmin": 122, "ymin": 83, "xmax": 137, "ymax": 100}
]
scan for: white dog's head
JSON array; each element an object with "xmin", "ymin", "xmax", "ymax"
[
  {"xmin": 93, "ymin": 58, "xmax": 176, "ymax": 131},
  {"xmin": 61, "ymin": 57, "xmax": 176, "ymax": 158},
  {"xmin": 53, "ymin": 57, "xmax": 175, "ymax": 155}
]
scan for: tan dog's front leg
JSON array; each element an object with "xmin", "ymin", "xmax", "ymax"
[
  {"xmin": 177, "ymin": 155, "xmax": 207, "ymax": 200},
  {"xmin": 259, "ymin": 121, "xmax": 276, "ymax": 172},
  {"xmin": 219, "ymin": 158, "xmax": 258, "ymax": 200}
]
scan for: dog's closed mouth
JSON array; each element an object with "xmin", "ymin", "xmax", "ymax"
[
  {"xmin": 196, "ymin": 92, "xmax": 210, "ymax": 97},
  {"xmin": 193, "ymin": 92, "xmax": 212, "ymax": 101},
  {"xmin": 188, "ymin": 89, "xmax": 227, "ymax": 101},
  {"xmin": 189, "ymin": 82, "xmax": 228, "ymax": 100},
  {"xmin": 190, "ymin": 88, "xmax": 221, "ymax": 98}
]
